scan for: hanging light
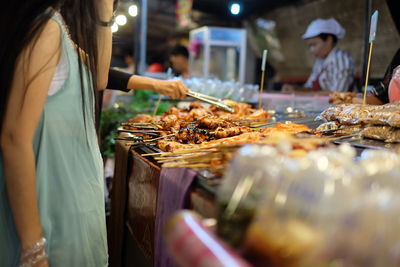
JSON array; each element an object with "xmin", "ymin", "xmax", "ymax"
[
  {"xmin": 116, "ymin": 14, "xmax": 127, "ymax": 26},
  {"xmin": 111, "ymin": 23, "xmax": 119, "ymax": 33},
  {"xmin": 230, "ymin": 2, "xmax": 241, "ymax": 15},
  {"xmin": 129, "ymin": 4, "xmax": 138, "ymax": 17}
]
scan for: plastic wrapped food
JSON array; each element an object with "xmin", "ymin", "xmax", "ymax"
[
  {"xmin": 243, "ymin": 144, "xmax": 359, "ymax": 266},
  {"xmin": 318, "ymin": 102, "xmax": 400, "ymax": 127},
  {"xmin": 216, "ymin": 145, "xmax": 284, "ymax": 247},
  {"xmin": 242, "ymin": 145, "xmax": 400, "ymax": 267},
  {"xmin": 361, "ymin": 126, "xmax": 400, "ymax": 143},
  {"xmin": 316, "ymin": 121, "xmax": 340, "ymax": 132},
  {"xmin": 318, "ymin": 104, "xmax": 348, "ymax": 122}
]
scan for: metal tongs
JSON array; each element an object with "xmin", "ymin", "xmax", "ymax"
[{"xmin": 187, "ymin": 90, "xmax": 234, "ymax": 113}]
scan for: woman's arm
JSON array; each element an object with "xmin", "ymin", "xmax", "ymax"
[
  {"xmin": 0, "ymin": 19, "xmax": 61, "ymax": 264},
  {"xmin": 96, "ymin": 0, "xmax": 114, "ymax": 89},
  {"xmin": 126, "ymin": 75, "xmax": 188, "ymax": 99},
  {"xmin": 106, "ymin": 69, "xmax": 188, "ymax": 98}
]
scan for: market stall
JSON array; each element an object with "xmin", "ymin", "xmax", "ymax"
[{"xmin": 107, "ymin": 97, "xmax": 400, "ymax": 267}]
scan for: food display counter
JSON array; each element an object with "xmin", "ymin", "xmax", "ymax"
[{"xmin": 108, "ymin": 98, "xmax": 400, "ymax": 267}]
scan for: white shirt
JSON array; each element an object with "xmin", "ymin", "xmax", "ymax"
[{"xmin": 305, "ymin": 47, "xmax": 355, "ymax": 92}]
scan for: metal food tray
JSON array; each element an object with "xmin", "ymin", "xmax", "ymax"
[
  {"xmin": 129, "ymin": 111, "xmax": 400, "ymax": 198},
  {"xmin": 333, "ymin": 135, "xmax": 400, "ymax": 151}
]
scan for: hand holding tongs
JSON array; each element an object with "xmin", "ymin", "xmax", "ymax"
[{"xmin": 187, "ymin": 90, "xmax": 234, "ymax": 113}]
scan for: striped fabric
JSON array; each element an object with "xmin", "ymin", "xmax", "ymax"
[{"xmin": 305, "ymin": 47, "xmax": 355, "ymax": 92}]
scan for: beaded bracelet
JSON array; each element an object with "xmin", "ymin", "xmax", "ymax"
[
  {"xmin": 19, "ymin": 237, "xmax": 47, "ymax": 264},
  {"xmin": 19, "ymin": 249, "xmax": 47, "ymax": 267}
]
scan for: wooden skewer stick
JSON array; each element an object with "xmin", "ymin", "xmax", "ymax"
[
  {"xmin": 363, "ymin": 42, "xmax": 374, "ymax": 105},
  {"xmin": 163, "ymin": 163, "xmax": 211, "ymax": 168},
  {"xmin": 120, "ymin": 122, "xmax": 160, "ymax": 126},
  {"xmin": 363, "ymin": 10, "xmax": 379, "ymax": 105},
  {"xmin": 153, "ymin": 95, "xmax": 162, "ymax": 116},
  {"xmin": 258, "ymin": 50, "xmax": 268, "ymax": 109},
  {"xmin": 141, "ymin": 152, "xmax": 167, "ymax": 156},
  {"xmin": 143, "ymin": 133, "xmax": 176, "ymax": 142},
  {"xmin": 156, "ymin": 154, "xmax": 221, "ymax": 163}
]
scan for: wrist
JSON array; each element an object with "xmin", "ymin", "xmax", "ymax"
[
  {"xmin": 150, "ymin": 78, "xmax": 159, "ymax": 92},
  {"xmin": 20, "ymin": 228, "xmax": 44, "ymax": 251},
  {"xmin": 20, "ymin": 237, "xmax": 47, "ymax": 267},
  {"xmin": 97, "ymin": 14, "xmax": 115, "ymax": 27}
]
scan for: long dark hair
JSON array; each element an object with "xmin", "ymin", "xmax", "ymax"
[{"xmin": 0, "ymin": 0, "xmax": 107, "ymax": 133}]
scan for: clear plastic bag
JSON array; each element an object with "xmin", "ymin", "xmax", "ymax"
[
  {"xmin": 216, "ymin": 145, "xmax": 285, "ymax": 247},
  {"xmin": 361, "ymin": 126, "xmax": 400, "ymax": 143},
  {"xmin": 318, "ymin": 102, "xmax": 400, "ymax": 127},
  {"xmin": 243, "ymin": 144, "xmax": 359, "ymax": 266},
  {"xmin": 242, "ymin": 145, "xmax": 400, "ymax": 266}
]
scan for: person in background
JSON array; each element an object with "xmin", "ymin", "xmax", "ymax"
[
  {"xmin": 346, "ymin": 49, "xmax": 400, "ymax": 104},
  {"xmin": 123, "ymin": 50, "xmax": 135, "ymax": 73},
  {"xmin": 332, "ymin": 0, "xmax": 400, "ymax": 105},
  {"xmin": 147, "ymin": 52, "xmax": 165, "ymax": 73},
  {"xmin": 282, "ymin": 18, "xmax": 355, "ymax": 93},
  {"xmin": 169, "ymin": 45, "xmax": 190, "ymax": 78}
]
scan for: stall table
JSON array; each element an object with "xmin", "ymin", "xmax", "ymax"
[
  {"xmin": 107, "ymin": 108, "xmax": 393, "ymax": 267},
  {"xmin": 108, "ymin": 141, "xmax": 216, "ymax": 267}
]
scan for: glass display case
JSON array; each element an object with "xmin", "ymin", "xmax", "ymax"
[{"xmin": 189, "ymin": 26, "xmax": 247, "ymax": 84}]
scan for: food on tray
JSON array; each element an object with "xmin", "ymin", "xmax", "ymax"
[
  {"xmin": 319, "ymin": 102, "xmax": 400, "ymax": 126},
  {"xmin": 316, "ymin": 121, "xmax": 340, "ymax": 132},
  {"xmin": 329, "ymin": 92, "xmax": 356, "ymax": 105},
  {"xmin": 318, "ymin": 102, "xmax": 400, "ymax": 142},
  {"xmin": 156, "ymin": 123, "xmax": 313, "ymax": 152},
  {"xmin": 361, "ymin": 126, "xmax": 400, "ymax": 143},
  {"xmin": 128, "ymin": 114, "xmax": 154, "ymax": 123},
  {"xmin": 261, "ymin": 122, "xmax": 311, "ymax": 135}
]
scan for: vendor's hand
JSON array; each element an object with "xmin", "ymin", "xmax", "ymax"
[
  {"xmin": 282, "ymin": 84, "xmax": 297, "ymax": 93},
  {"xmin": 153, "ymin": 80, "xmax": 188, "ymax": 99}
]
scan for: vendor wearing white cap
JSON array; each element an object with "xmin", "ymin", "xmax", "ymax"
[{"xmin": 283, "ymin": 18, "xmax": 355, "ymax": 93}]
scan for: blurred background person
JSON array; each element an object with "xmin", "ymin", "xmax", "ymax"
[
  {"xmin": 169, "ymin": 45, "xmax": 190, "ymax": 78},
  {"xmin": 283, "ymin": 18, "xmax": 355, "ymax": 93}
]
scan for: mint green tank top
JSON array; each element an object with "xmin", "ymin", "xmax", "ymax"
[{"xmin": 0, "ymin": 12, "xmax": 107, "ymax": 266}]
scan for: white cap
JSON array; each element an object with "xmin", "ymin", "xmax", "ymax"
[{"xmin": 302, "ymin": 18, "xmax": 345, "ymax": 40}]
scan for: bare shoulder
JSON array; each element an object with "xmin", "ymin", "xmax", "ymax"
[
  {"xmin": 27, "ymin": 18, "xmax": 62, "ymax": 61},
  {"xmin": 18, "ymin": 18, "xmax": 62, "ymax": 84}
]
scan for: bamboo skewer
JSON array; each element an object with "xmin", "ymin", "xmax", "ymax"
[
  {"xmin": 163, "ymin": 163, "xmax": 212, "ymax": 168},
  {"xmin": 118, "ymin": 129, "xmax": 164, "ymax": 133},
  {"xmin": 258, "ymin": 50, "xmax": 268, "ymax": 109},
  {"xmin": 363, "ymin": 10, "xmax": 379, "ymax": 105},
  {"xmin": 120, "ymin": 122, "xmax": 161, "ymax": 126},
  {"xmin": 363, "ymin": 42, "xmax": 374, "ymax": 105},
  {"xmin": 153, "ymin": 95, "xmax": 162, "ymax": 116},
  {"xmin": 143, "ymin": 134, "xmax": 176, "ymax": 142}
]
